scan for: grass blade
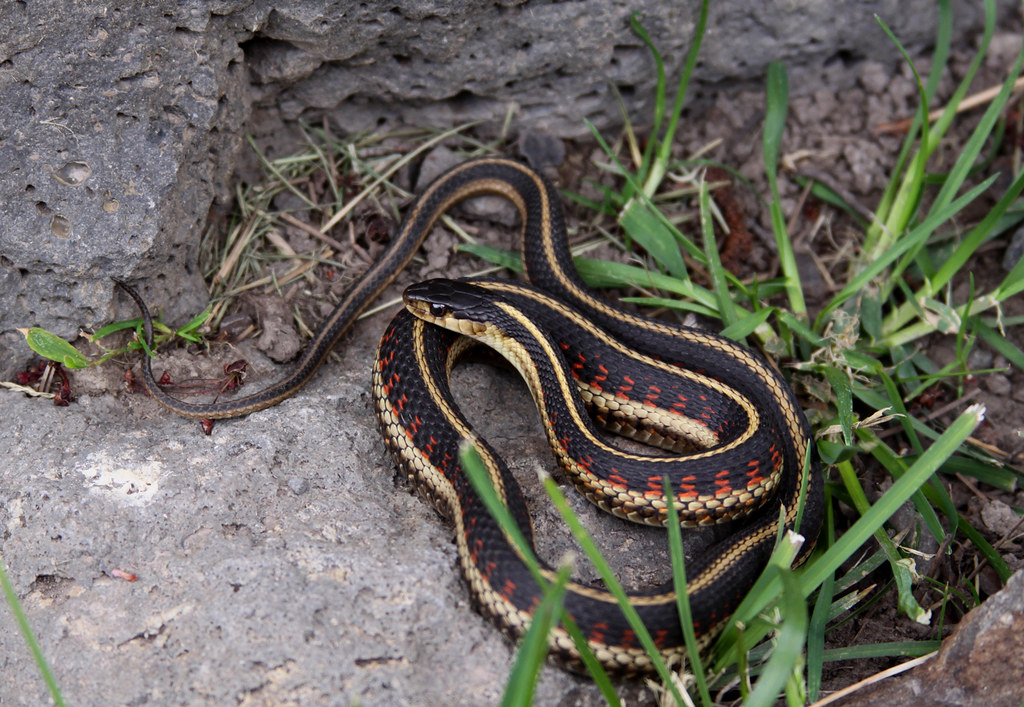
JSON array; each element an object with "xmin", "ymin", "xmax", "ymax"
[
  {"xmin": 458, "ymin": 446, "xmax": 620, "ymax": 700},
  {"xmin": 0, "ymin": 557, "xmax": 66, "ymax": 706},
  {"xmin": 763, "ymin": 61, "xmax": 807, "ymax": 319},
  {"xmin": 663, "ymin": 476, "xmax": 713, "ymax": 705},
  {"xmin": 802, "ymin": 405, "xmax": 985, "ymax": 590},
  {"xmin": 744, "ymin": 565, "xmax": 808, "ymax": 707},
  {"xmin": 699, "ymin": 177, "xmax": 738, "ymax": 329},
  {"xmin": 541, "ymin": 476, "xmax": 687, "ymax": 705},
  {"xmin": 501, "ymin": 564, "xmax": 571, "ymax": 707}
]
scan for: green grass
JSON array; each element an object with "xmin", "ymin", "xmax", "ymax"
[
  {"xmin": 0, "ymin": 560, "xmax": 65, "ymax": 706},
  {"xmin": 462, "ymin": 0, "xmax": 1023, "ymax": 703}
]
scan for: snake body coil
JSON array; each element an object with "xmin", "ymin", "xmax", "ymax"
[
  {"xmin": 372, "ymin": 159, "xmax": 822, "ymax": 672},
  {"xmin": 118, "ymin": 157, "xmax": 822, "ymax": 674}
]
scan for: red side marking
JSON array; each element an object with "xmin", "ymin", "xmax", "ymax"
[
  {"xmin": 396, "ymin": 393, "xmax": 408, "ymax": 411},
  {"xmin": 589, "ymin": 621, "xmax": 609, "ymax": 645},
  {"xmin": 595, "ymin": 364, "xmax": 609, "ymax": 382},
  {"xmin": 607, "ymin": 471, "xmax": 628, "ymax": 489},
  {"xmin": 501, "ymin": 578, "xmax": 517, "ymax": 601},
  {"xmin": 621, "ymin": 628, "xmax": 637, "ymax": 648},
  {"xmin": 715, "ymin": 470, "xmax": 730, "ymax": 478}
]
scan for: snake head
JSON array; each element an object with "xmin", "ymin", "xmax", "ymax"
[{"xmin": 403, "ymin": 279, "xmax": 495, "ymax": 336}]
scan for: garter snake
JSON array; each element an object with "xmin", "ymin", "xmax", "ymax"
[
  {"xmin": 375, "ymin": 276, "xmax": 820, "ymax": 673},
  {"xmin": 117, "ymin": 156, "xmax": 821, "ymax": 673}
]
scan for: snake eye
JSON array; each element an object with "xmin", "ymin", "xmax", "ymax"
[{"xmin": 430, "ymin": 302, "xmax": 449, "ymax": 318}]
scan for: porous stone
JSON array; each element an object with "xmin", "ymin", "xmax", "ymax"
[
  {"xmin": 0, "ymin": 315, "xmax": 686, "ymax": 705},
  {"xmin": 833, "ymin": 570, "xmax": 1024, "ymax": 707},
  {"xmin": 0, "ymin": 0, "xmax": 993, "ymax": 377},
  {"xmin": 0, "ymin": 1, "xmax": 249, "ymax": 376}
]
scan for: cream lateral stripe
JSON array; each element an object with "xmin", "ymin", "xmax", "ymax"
[
  {"xmin": 411, "ymin": 320, "xmax": 510, "ymax": 509},
  {"xmin": 578, "ymin": 290, "xmax": 809, "ymax": 460},
  {"xmin": 410, "ymin": 320, "xmax": 697, "ymax": 608},
  {"xmin": 490, "ymin": 301, "xmax": 751, "ymax": 465},
  {"xmin": 477, "ymin": 280, "xmax": 761, "ymax": 425}
]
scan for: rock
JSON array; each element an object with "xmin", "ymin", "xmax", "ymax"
[
  {"xmin": 832, "ymin": 570, "xmax": 1024, "ymax": 707},
  {"xmin": 0, "ymin": 313, "xmax": 699, "ymax": 705},
  {"xmin": 518, "ymin": 131, "xmax": 566, "ymax": 170},
  {"xmin": 0, "ymin": 0, "xmax": 993, "ymax": 377}
]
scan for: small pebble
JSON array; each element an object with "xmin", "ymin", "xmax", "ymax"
[
  {"xmin": 1003, "ymin": 227, "xmax": 1024, "ymax": 273},
  {"xmin": 517, "ymin": 130, "xmax": 565, "ymax": 169},
  {"xmin": 288, "ymin": 477, "xmax": 309, "ymax": 495},
  {"xmin": 967, "ymin": 348, "xmax": 994, "ymax": 370},
  {"xmin": 984, "ymin": 373, "xmax": 1012, "ymax": 397},
  {"xmin": 858, "ymin": 61, "xmax": 890, "ymax": 94}
]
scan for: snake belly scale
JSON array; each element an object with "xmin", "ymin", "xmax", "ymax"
[{"xmin": 118, "ymin": 156, "xmax": 822, "ymax": 674}]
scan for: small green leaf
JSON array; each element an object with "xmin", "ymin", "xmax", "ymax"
[
  {"xmin": 20, "ymin": 328, "xmax": 92, "ymax": 369},
  {"xmin": 619, "ymin": 199, "xmax": 689, "ymax": 279},
  {"xmin": 456, "ymin": 243, "xmax": 523, "ymax": 272},
  {"xmin": 860, "ymin": 293, "xmax": 883, "ymax": 340},
  {"xmin": 817, "ymin": 439, "xmax": 860, "ymax": 465},
  {"xmin": 89, "ymin": 317, "xmax": 144, "ymax": 341},
  {"xmin": 720, "ymin": 307, "xmax": 775, "ymax": 342},
  {"xmin": 176, "ymin": 306, "xmax": 213, "ymax": 341},
  {"xmin": 819, "ymin": 365, "xmax": 854, "ymax": 445}
]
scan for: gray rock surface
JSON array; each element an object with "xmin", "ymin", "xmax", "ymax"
[
  {"xmin": 0, "ymin": 0, "xmax": 991, "ymax": 377},
  {"xmin": 0, "ymin": 1, "xmax": 250, "ymax": 377},
  {"xmin": 0, "ymin": 310, "xmax": 693, "ymax": 705}
]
